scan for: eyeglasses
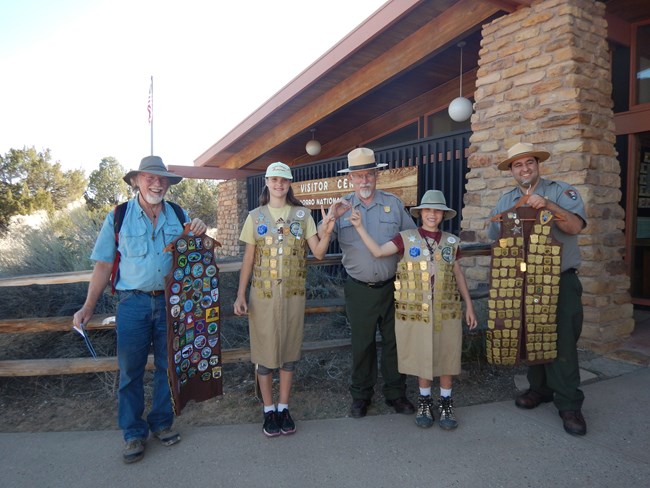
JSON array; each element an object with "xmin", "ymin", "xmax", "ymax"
[{"xmin": 350, "ymin": 171, "xmax": 377, "ymax": 182}]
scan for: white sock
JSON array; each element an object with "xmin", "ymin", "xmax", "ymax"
[
  {"xmin": 440, "ymin": 388, "xmax": 452, "ymax": 398},
  {"xmin": 264, "ymin": 405, "xmax": 276, "ymax": 413},
  {"xmin": 419, "ymin": 387, "xmax": 432, "ymax": 397},
  {"xmin": 277, "ymin": 403, "xmax": 289, "ymax": 412}
]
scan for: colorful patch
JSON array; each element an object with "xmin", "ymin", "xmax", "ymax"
[
  {"xmin": 441, "ymin": 246, "xmax": 454, "ymax": 263},
  {"xmin": 257, "ymin": 224, "xmax": 268, "ymax": 236},
  {"xmin": 565, "ymin": 189, "xmax": 578, "ymax": 200},
  {"xmin": 409, "ymin": 246, "xmax": 421, "ymax": 257}
]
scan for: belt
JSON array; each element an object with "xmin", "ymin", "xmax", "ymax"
[
  {"xmin": 134, "ymin": 289, "xmax": 165, "ymax": 297},
  {"xmin": 561, "ymin": 268, "xmax": 577, "ymax": 274},
  {"xmin": 349, "ymin": 276, "xmax": 395, "ymax": 289}
]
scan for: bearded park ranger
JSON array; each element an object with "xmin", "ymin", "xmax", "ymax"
[
  {"xmin": 73, "ymin": 156, "xmax": 207, "ymax": 463},
  {"xmin": 326, "ymin": 147, "xmax": 417, "ymax": 418},
  {"xmin": 487, "ymin": 142, "xmax": 587, "ymax": 436}
]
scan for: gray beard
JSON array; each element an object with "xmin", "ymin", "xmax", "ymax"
[
  {"xmin": 142, "ymin": 192, "xmax": 164, "ymax": 205},
  {"xmin": 359, "ymin": 188, "xmax": 373, "ymax": 199}
]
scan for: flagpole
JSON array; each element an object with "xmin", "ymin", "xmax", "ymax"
[{"xmin": 149, "ymin": 76, "xmax": 154, "ymax": 155}]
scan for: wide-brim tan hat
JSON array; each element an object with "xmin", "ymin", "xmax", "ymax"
[
  {"xmin": 497, "ymin": 142, "xmax": 550, "ymax": 171},
  {"xmin": 410, "ymin": 190, "xmax": 456, "ymax": 220},
  {"xmin": 123, "ymin": 156, "xmax": 183, "ymax": 185},
  {"xmin": 338, "ymin": 147, "xmax": 388, "ymax": 173}
]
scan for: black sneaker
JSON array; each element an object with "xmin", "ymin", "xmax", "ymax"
[
  {"xmin": 262, "ymin": 410, "xmax": 281, "ymax": 437},
  {"xmin": 438, "ymin": 396, "xmax": 458, "ymax": 430},
  {"xmin": 279, "ymin": 408, "xmax": 296, "ymax": 435},
  {"xmin": 415, "ymin": 395, "xmax": 434, "ymax": 428}
]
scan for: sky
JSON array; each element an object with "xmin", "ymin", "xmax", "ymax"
[{"xmin": 0, "ymin": 0, "xmax": 387, "ymax": 174}]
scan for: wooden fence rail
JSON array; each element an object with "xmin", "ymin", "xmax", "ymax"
[{"xmin": 0, "ymin": 247, "xmax": 490, "ymax": 377}]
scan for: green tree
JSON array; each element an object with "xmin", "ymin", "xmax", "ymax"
[
  {"xmin": 0, "ymin": 147, "xmax": 86, "ymax": 230},
  {"xmin": 85, "ymin": 157, "xmax": 131, "ymax": 211},
  {"xmin": 168, "ymin": 178, "xmax": 219, "ymax": 227}
]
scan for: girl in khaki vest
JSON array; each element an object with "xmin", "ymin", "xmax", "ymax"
[
  {"xmin": 234, "ymin": 162, "xmax": 336, "ymax": 437},
  {"xmin": 349, "ymin": 190, "xmax": 477, "ymax": 430}
]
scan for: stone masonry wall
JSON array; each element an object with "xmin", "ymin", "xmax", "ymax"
[
  {"xmin": 215, "ymin": 178, "xmax": 248, "ymax": 257},
  {"xmin": 461, "ymin": 0, "xmax": 634, "ymax": 349}
]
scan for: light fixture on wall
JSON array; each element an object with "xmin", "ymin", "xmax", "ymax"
[
  {"xmin": 448, "ymin": 41, "xmax": 473, "ymax": 122},
  {"xmin": 305, "ymin": 128, "xmax": 322, "ymax": 156}
]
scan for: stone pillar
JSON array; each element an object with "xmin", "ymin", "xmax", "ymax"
[
  {"xmin": 462, "ymin": 0, "xmax": 634, "ymax": 350},
  {"xmin": 215, "ymin": 179, "xmax": 248, "ymax": 257}
]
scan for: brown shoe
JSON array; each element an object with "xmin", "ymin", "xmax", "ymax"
[
  {"xmin": 350, "ymin": 399, "xmax": 371, "ymax": 418},
  {"xmin": 559, "ymin": 410, "xmax": 587, "ymax": 436},
  {"xmin": 385, "ymin": 396, "xmax": 415, "ymax": 414},
  {"xmin": 515, "ymin": 389, "xmax": 554, "ymax": 409}
]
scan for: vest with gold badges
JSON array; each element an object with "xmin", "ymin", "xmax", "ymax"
[
  {"xmin": 251, "ymin": 206, "xmax": 309, "ymax": 299},
  {"xmin": 487, "ymin": 205, "xmax": 562, "ymax": 366},
  {"xmin": 394, "ymin": 229, "xmax": 462, "ymax": 379},
  {"xmin": 394, "ymin": 229, "xmax": 461, "ymax": 328}
]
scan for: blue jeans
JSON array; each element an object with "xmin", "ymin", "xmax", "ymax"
[{"xmin": 116, "ymin": 291, "xmax": 173, "ymax": 441}]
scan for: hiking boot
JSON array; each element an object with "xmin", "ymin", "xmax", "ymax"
[
  {"xmin": 415, "ymin": 395, "xmax": 434, "ymax": 428},
  {"xmin": 350, "ymin": 399, "xmax": 371, "ymax": 418},
  {"xmin": 262, "ymin": 410, "xmax": 281, "ymax": 437},
  {"xmin": 122, "ymin": 438, "xmax": 145, "ymax": 464},
  {"xmin": 153, "ymin": 428, "xmax": 181, "ymax": 446},
  {"xmin": 438, "ymin": 396, "xmax": 458, "ymax": 430},
  {"xmin": 279, "ymin": 408, "xmax": 296, "ymax": 435}
]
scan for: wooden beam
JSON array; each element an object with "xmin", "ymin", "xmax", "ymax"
[
  {"xmin": 291, "ymin": 69, "xmax": 478, "ymax": 165},
  {"xmin": 219, "ymin": 0, "xmax": 501, "ymax": 170},
  {"xmin": 167, "ymin": 165, "xmax": 258, "ymax": 180},
  {"xmin": 0, "ymin": 339, "xmax": 352, "ymax": 377}
]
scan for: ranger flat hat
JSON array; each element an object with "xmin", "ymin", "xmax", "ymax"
[
  {"xmin": 123, "ymin": 156, "xmax": 183, "ymax": 185},
  {"xmin": 337, "ymin": 147, "xmax": 388, "ymax": 173},
  {"xmin": 497, "ymin": 142, "xmax": 550, "ymax": 171},
  {"xmin": 410, "ymin": 189, "xmax": 456, "ymax": 220}
]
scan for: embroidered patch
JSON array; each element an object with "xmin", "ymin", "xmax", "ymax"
[
  {"xmin": 409, "ymin": 246, "xmax": 421, "ymax": 257},
  {"xmin": 257, "ymin": 224, "xmax": 268, "ymax": 235},
  {"xmin": 441, "ymin": 246, "xmax": 454, "ymax": 263},
  {"xmin": 565, "ymin": 189, "xmax": 578, "ymax": 200}
]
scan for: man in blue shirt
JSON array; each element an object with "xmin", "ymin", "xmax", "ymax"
[{"xmin": 73, "ymin": 156, "xmax": 207, "ymax": 463}]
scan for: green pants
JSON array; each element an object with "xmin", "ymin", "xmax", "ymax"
[
  {"xmin": 528, "ymin": 271, "xmax": 584, "ymax": 411},
  {"xmin": 344, "ymin": 277, "xmax": 406, "ymax": 401}
]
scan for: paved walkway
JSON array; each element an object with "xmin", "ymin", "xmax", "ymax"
[{"xmin": 1, "ymin": 360, "xmax": 648, "ymax": 488}]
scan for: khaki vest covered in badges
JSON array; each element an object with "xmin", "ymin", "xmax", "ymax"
[
  {"xmin": 251, "ymin": 206, "xmax": 308, "ymax": 299},
  {"xmin": 394, "ymin": 229, "xmax": 461, "ymax": 329},
  {"xmin": 487, "ymin": 206, "xmax": 562, "ymax": 366}
]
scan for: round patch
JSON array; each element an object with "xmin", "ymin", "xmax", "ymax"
[
  {"xmin": 205, "ymin": 265, "xmax": 217, "ymax": 277},
  {"xmin": 190, "ymin": 351, "xmax": 201, "ymax": 364},
  {"xmin": 202, "ymin": 252, "xmax": 213, "ymax": 265},
  {"xmin": 192, "ymin": 278, "xmax": 203, "ymax": 291},
  {"xmin": 290, "ymin": 221, "xmax": 303, "ymax": 237},
  {"xmin": 441, "ymin": 246, "xmax": 453, "ymax": 263},
  {"xmin": 201, "ymin": 346, "xmax": 212, "ymax": 358},
  {"xmin": 197, "ymin": 359, "xmax": 209, "ymax": 372},
  {"xmin": 184, "ymin": 299, "xmax": 194, "ymax": 313},
  {"xmin": 175, "ymin": 239, "xmax": 188, "ymax": 253},
  {"xmin": 169, "ymin": 295, "xmax": 180, "ymax": 305},
  {"xmin": 207, "ymin": 322, "xmax": 218, "ymax": 335},
  {"xmin": 187, "ymin": 251, "xmax": 201, "ymax": 263},
  {"xmin": 171, "ymin": 282, "xmax": 181, "ymax": 294},
  {"xmin": 171, "ymin": 304, "xmax": 181, "ymax": 317},
  {"xmin": 173, "ymin": 268, "xmax": 184, "ymax": 281},
  {"xmin": 177, "ymin": 255, "xmax": 188, "ymax": 267},
  {"xmin": 191, "ymin": 263, "xmax": 204, "ymax": 277},
  {"xmin": 194, "ymin": 335, "xmax": 207, "ymax": 349},
  {"xmin": 192, "ymin": 290, "xmax": 203, "ymax": 303},
  {"xmin": 174, "ymin": 350, "xmax": 181, "ymax": 364},
  {"xmin": 203, "ymin": 236, "xmax": 213, "ymax": 249},
  {"xmin": 201, "ymin": 295, "xmax": 213, "ymax": 309},
  {"xmin": 447, "ymin": 236, "xmax": 457, "ymax": 244},
  {"xmin": 180, "ymin": 359, "xmax": 190, "ymax": 373},
  {"xmin": 409, "ymin": 246, "xmax": 421, "ymax": 257},
  {"xmin": 201, "ymin": 372, "xmax": 212, "ymax": 381}
]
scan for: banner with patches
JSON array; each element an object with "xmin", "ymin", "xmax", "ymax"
[
  {"xmin": 487, "ymin": 204, "xmax": 563, "ymax": 366},
  {"xmin": 164, "ymin": 230, "xmax": 223, "ymax": 414}
]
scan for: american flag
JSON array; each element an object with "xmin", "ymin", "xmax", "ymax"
[{"xmin": 147, "ymin": 77, "xmax": 153, "ymax": 124}]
